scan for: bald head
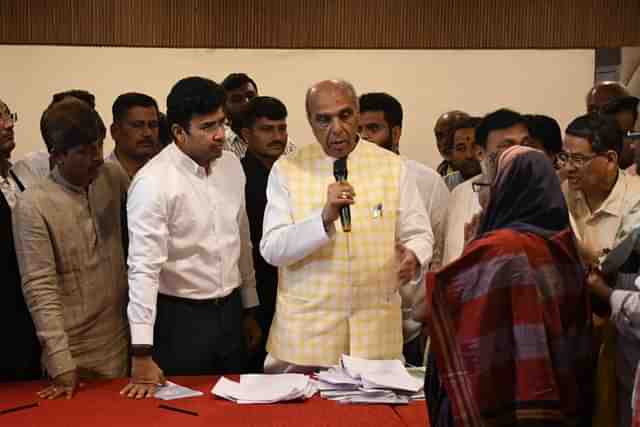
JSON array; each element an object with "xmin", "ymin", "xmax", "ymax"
[
  {"xmin": 586, "ymin": 81, "xmax": 630, "ymax": 113},
  {"xmin": 434, "ymin": 110, "xmax": 470, "ymax": 159},
  {"xmin": 305, "ymin": 79, "xmax": 360, "ymax": 159},
  {"xmin": 306, "ymin": 80, "xmax": 358, "ymax": 119}
]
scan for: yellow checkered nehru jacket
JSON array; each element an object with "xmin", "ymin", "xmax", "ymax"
[{"xmin": 267, "ymin": 141, "xmax": 403, "ymax": 366}]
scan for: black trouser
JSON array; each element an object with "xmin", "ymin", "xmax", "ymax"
[
  {"xmin": 153, "ymin": 290, "xmax": 247, "ymax": 376},
  {"xmin": 403, "ymin": 332, "xmax": 426, "ymax": 367}
]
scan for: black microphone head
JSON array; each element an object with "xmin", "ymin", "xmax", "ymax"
[{"xmin": 333, "ymin": 157, "xmax": 347, "ymax": 180}]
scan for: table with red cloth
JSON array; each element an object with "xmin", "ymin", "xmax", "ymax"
[{"xmin": 0, "ymin": 375, "xmax": 429, "ymax": 426}]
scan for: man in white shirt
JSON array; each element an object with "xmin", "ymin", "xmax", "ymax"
[
  {"xmin": 434, "ymin": 110, "xmax": 470, "ymax": 191},
  {"xmin": 121, "ymin": 77, "xmax": 261, "ymax": 399},
  {"xmin": 442, "ymin": 109, "xmax": 530, "ymax": 265},
  {"xmin": 358, "ymin": 92, "xmax": 447, "ymax": 366},
  {"xmin": 221, "ymin": 73, "xmax": 295, "ymax": 159},
  {"xmin": 106, "ymin": 92, "xmax": 161, "ymax": 183},
  {"xmin": 260, "ymin": 80, "xmax": 433, "ymax": 373}
]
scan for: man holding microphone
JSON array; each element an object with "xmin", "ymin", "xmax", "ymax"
[{"xmin": 260, "ymin": 79, "xmax": 433, "ymax": 372}]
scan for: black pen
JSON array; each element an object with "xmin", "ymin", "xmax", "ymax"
[
  {"xmin": 0, "ymin": 402, "xmax": 39, "ymax": 415},
  {"xmin": 158, "ymin": 404, "xmax": 198, "ymax": 416}
]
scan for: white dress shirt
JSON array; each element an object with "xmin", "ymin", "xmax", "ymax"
[
  {"xmin": 401, "ymin": 159, "xmax": 450, "ymax": 343},
  {"xmin": 11, "ymin": 149, "xmax": 50, "ymax": 189},
  {"xmin": 441, "ymin": 175, "xmax": 483, "ymax": 266},
  {"xmin": 127, "ymin": 143, "xmax": 258, "ymax": 345},
  {"xmin": 260, "ymin": 149, "xmax": 433, "ymax": 270},
  {"xmin": 0, "ymin": 167, "xmax": 21, "ymax": 209}
]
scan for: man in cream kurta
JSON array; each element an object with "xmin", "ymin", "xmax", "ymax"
[
  {"xmin": 260, "ymin": 80, "xmax": 433, "ymax": 371},
  {"xmin": 13, "ymin": 99, "xmax": 129, "ymax": 399}
]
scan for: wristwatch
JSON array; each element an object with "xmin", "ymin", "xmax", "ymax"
[{"xmin": 131, "ymin": 345, "xmax": 153, "ymax": 357}]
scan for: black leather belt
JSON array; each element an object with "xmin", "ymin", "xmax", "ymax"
[{"xmin": 158, "ymin": 289, "xmax": 236, "ymax": 306}]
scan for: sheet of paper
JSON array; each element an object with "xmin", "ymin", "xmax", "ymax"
[
  {"xmin": 212, "ymin": 375, "xmax": 316, "ymax": 404},
  {"xmin": 341, "ymin": 355, "xmax": 423, "ymax": 392}
]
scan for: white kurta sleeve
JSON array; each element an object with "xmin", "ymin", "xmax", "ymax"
[
  {"xmin": 260, "ymin": 163, "xmax": 334, "ymax": 267},
  {"xmin": 396, "ymin": 163, "xmax": 434, "ymax": 270}
]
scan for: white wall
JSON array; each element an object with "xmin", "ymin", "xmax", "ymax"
[{"xmin": 0, "ymin": 46, "xmax": 594, "ymax": 169}]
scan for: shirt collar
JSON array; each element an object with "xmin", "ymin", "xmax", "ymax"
[
  {"xmin": 51, "ymin": 166, "xmax": 88, "ymax": 194},
  {"xmin": 599, "ymin": 169, "xmax": 626, "ymax": 217},
  {"xmin": 572, "ymin": 169, "xmax": 625, "ymax": 218},
  {"xmin": 171, "ymin": 143, "xmax": 216, "ymax": 177}
]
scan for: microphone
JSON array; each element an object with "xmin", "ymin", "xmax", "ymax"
[{"xmin": 333, "ymin": 158, "xmax": 351, "ymax": 232}]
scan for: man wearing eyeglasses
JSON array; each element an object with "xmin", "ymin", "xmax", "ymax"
[
  {"xmin": 107, "ymin": 93, "xmax": 161, "ymax": 183},
  {"xmin": 260, "ymin": 80, "xmax": 433, "ymax": 373},
  {"xmin": 221, "ymin": 73, "xmax": 296, "ymax": 159},
  {"xmin": 121, "ymin": 77, "xmax": 261, "ymax": 399},
  {"xmin": 562, "ymin": 113, "xmax": 640, "ymax": 264},
  {"xmin": 442, "ymin": 109, "xmax": 530, "ymax": 265},
  {"xmin": 0, "ymin": 99, "xmax": 42, "ymax": 383},
  {"xmin": 563, "ymin": 112, "xmax": 640, "ymax": 427}
]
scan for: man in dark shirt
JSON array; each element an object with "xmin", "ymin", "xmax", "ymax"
[
  {"xmin": 0, "ymin": 98, "xmax": 41, "ymax": 382},
  {"xmin": 239, "ymin": 96, "xmax": 289, "ymax": 371}
]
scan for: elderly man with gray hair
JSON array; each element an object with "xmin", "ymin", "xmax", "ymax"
[
  {"xmin": 12, "ymin": 98, "xmax": 130, "ymax": 399},
  {"xmin": 260, "ymin": 80, "xmax": 433, "ymax": 373}
]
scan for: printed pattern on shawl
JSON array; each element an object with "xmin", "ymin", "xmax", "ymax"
[{"xmin": 426, "ymin": 228, "xmax": 592, "ymax": 427}]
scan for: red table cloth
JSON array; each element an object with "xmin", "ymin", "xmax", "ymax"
[{"xmin": 0, "ymin": 375, "xmax": 429, "ymax": 426}]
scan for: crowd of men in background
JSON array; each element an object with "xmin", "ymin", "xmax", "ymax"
[{"xmin": 1, "ymin": 74, "xmax": 640, "ymax": 426}]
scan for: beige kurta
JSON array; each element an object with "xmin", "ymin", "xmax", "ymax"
[
  {"xmin": 267, "ymin": 142, "xmax": 403, "ymax": 366},
  {"xmin": 12, "ymin": 163, "xmax": 129, "ymax": 379}
]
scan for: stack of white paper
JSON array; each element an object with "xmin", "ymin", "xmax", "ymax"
[
  {"xmin": 313, "ymin": 354, "xmax": 424, "ymax": 404},
  {"xmin": 212, "ymin": 374, "xmax": 317, "ymax": 404}
]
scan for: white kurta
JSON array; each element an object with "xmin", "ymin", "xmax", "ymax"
[{"xmin": 261, "ymin": 141, "xmax": 433, "ymax": 366}]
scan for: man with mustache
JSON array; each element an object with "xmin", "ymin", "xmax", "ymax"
[
  {"xmin": 221, "ymin": 73, "xmax": 296, "ymax": 159},
  {"xmin": 434, "ymin": 110, "xmax": 470, "ymax": 190},
  {"xmin": 358, "ymin": 91, "xmax": 449, "ymax": 366},
  {"xmin": 260, "ymin": 80, "xmax": 433, "ymax": 372},
  {"xmin": 0, "ymin": 98, "xmax": 41, "ymax": 382},
  {"xmin": 442, "ymin": 109, "xmax": 530, "ymax": 265},
  {"xmin": 239, "ymin": 96, "xmax": 289, "ymax": 371},
  {"xmin": 107, "ymin": 93, "xmax": 161, "ymax": 183},
  {"xmin": 12, "ymin": 98, "xmax": 130, "ymax": 399}
]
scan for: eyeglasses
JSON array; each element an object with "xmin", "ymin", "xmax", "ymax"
[
  {"xmin": 0, "ymin": 112, "xmax": 17, "ymax": 126},
  {"xmin": 556, "ymin": 151, "xmax": 605, "ymax": 168},
  {"xmin": 472, "ymin": 181, "xmax": 492, "ymax": 193}
]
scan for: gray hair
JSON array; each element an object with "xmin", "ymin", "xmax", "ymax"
[{"xmin": 305, "ymin": 80, "xmax": 359, "ymax": 119}]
